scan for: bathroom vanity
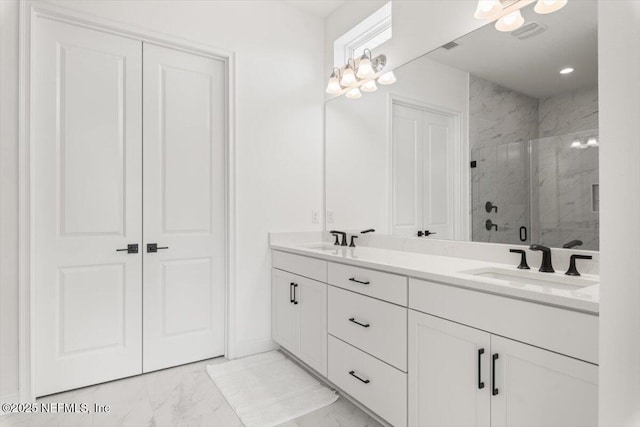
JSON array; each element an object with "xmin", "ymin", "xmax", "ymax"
[{"xmin": 270, "ymin": 236, "xmax": 599, "ymax": 427}]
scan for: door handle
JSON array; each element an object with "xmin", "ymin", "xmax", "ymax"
[
  {"xmin": 478, "ymin": 348, "xmax": 485, "ymax": 389},
  {"xmin": 492, "ymin": 353, "xmax": 499, "ymax": 396},
  {"xmin": 147, "ymin": 243, "xmax": 169, "ymax": 253},
  {"xmin": 116, "ymin": 244, "xmax": 138, "ymax": 254}
]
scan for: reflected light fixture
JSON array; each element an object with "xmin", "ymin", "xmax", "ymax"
[
  {"xmin": 474, "ymin": 0, "xmax": 502, "ymax": 20},
  {"xmin": 560, "ymin": 67, "xmax": 574, "ymax": 75},
  {"xmin": 534, "ymin": 0, "xmax": 568, "ymax": 14},
  {"xmin": 586, "ymin": 136, "xmax": 599, "ymax": 147},
  {"xmin": 570, "ymin": 138, "xmax": 583, "ymax": 149},
  {"xmin": 361, "ymin": 79, "xmax": 378, "ymax": 93},
  {"xmin": 495, "ymin": 9, "xmax": 525, "ymax": 32},
  {"xmin": 326, "ymin": 50, "xmax": 395, "ymax": 99},
  {"xmin": 474, "ymin": 0, "xmax": 569, "ymax": 33},
  {"xmin": 346, "ymin": 87, "xmax": 362, "ymax": 99}
]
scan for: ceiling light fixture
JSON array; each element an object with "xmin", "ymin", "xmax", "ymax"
[
  {"xmin": 560, "ymin": 67, "xmax": 575, "ymax": 74},
  {"xmin": 326, "ymin": 50, "xmax": 395, "ymax": 99},
  {"xmin": 474, "ymin": 0, "xmax": 569, "ymax": 33}
]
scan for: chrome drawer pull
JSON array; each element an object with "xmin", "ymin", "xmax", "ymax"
[
  {"xmin": 348, "ymin": 277, "xmax": 370, "ymax": 285},
  {"xmin": 348, "ymin": 317, "xmax": 370, "ymax": 328},
  {"xmin": 349, "ymin": 370, "xmax": 370, "ymax": 384}
]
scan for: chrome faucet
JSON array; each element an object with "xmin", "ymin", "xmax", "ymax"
[{"xmin": 529, "ymin": 244, "xmax": 554, "ymax": 273}]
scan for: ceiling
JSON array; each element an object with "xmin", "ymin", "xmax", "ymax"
[
  {"xmin": 428, "ymin": 0, "xmax": 597, "ymax": 99},
  {"xmin": 282, "ymin": 0, "xmax": 346, "ymax": 18}
]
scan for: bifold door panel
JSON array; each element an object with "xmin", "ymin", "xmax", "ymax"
[{"xmin": 33, "ymin": 18, "xmax": 226, "ymax": 395}]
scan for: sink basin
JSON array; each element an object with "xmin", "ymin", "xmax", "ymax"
[{"xmin": 460, "ymin": 267, "xmax": 598, "ymax": 291}]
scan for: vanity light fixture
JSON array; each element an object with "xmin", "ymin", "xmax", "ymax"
[
  {"xmin": 340, "ymin": 60, "xmax": 357, "ymax": 87},
  {"xmin": 474, "ymin": 0, "xmax": 568, "ymax": 32},
  {"xmin": 560, "ymin": 67, "xmax": 574, "ymax": 74},
  {"xmin": 361, "ymin": 79, "xmax": 378, "ymax": 93},
  {"xmin": 570, "ymin": 138, "xmax": 583, "ymax": 149},
  {"xmin": 325, "ymin": 68, "xmax": 342, "ymax": 94},
  {"xmin": 570, "ymin": 135, "xmax": 598, "ymax": 149},
  {"xmin": 378, "ymin": 71, "xmax": 397, "ymax": 85},
  {"xmin": 326, "ymin": 50, "xmax": 395, "ymax": 99}
]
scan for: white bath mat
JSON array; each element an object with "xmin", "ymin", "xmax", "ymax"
[{"xmin": 206, "ymin": 351, "xmax": 338, "ymax": 427}]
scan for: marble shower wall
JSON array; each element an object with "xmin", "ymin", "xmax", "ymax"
[
  {"xmin": 470, "ymin": 75, "xmax": 538, "ymax": 244},
  {"xmin": 470, "ymin": 79, "xmax": 599, "ymax": 249},
  {"xmin": 532, "ymin": 86, "xmax": 599, "ymax": 250}
]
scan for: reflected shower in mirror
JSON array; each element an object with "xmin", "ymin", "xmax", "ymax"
[{"xmin": 325, "ymin": 0, "xmax": 598, "ymax": 250}]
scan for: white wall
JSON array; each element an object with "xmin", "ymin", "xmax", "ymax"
[
  {"xmin": 0, "ymin": 0, "xmax": 20, "ymax": 403},
  {"xmin": 0, "ymin": 0, "xmax": 325, "ymax": 399},
  {"xmin": 598, "ymin": 1, "xmax": 640, "ymax": 425}
]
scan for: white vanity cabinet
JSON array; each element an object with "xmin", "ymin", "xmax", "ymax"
[
  {"xmin": 408, "ymin": 292, "xmax": 598, "ymax": 427},
  {"xmin": 271, "ymin": 252, "xmax": 328, "ymax": 376}
]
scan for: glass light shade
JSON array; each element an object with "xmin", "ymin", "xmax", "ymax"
[
  {"xmin": 560, "ymin": 67, "xmax": 574, "ymax": 75},
  {"xmin": 474, "ymin": 0, "xmax": 502, "ymax": 20},
  {"xmin": 495, "ymin": 10, "xmax": 525, "ymax": 32},
  {"xmin": 325, "ymin": 76, "xmax": 342, "ymax": 94},
  {"xmin": 356, "ymin": 57, "xmax": 375, "ymax": 79},
  {"xmin": 586, "ymin": 137, "xmax": 599, "ymax": 147},
  {"xmin": 340, "ymin": 66, "xmax": 357, "ymax": 87},
  {"xmin": 361, "ymin": 79, "xmax": 378, "ymax": 93},
  {"xmin": 346, "ymin": 87, "xmax": 362, "ymax": 99},
  {"xmin": 534, "ymin": 0, "xmax": 568, "ymax": 14},
  {"xmin": 377, "ymin": 71, "xmax": 397, "ymax": 85},
  {"xmin": 570, "ymin": 139, "xmax": 583, "ymax": 149}
]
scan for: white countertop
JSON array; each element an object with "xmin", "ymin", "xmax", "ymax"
[{"xmin": 270, "ymin": 241, "xmax": 600, "ymax": 314}]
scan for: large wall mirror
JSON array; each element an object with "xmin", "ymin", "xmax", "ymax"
[{"xmin": 325, "ymin": 1, "xmax": 598, "ymax": 250}]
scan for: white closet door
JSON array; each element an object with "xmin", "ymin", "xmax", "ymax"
[
  {"xmin": 33, "ymin": 18, "xmax": 143, "ymax": 396},
  {"xmin": 142, "ymin": 43, "xmax": 226, "ymax": 372}
]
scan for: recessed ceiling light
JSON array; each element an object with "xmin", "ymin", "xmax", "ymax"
[{"xmin": 560, "ymin": 67, "xmax": 574, "ymax": 75}]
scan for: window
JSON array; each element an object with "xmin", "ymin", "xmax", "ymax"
[{"xmin": 333, "ymin": 2, "xmax": 392, "ymax": 67}]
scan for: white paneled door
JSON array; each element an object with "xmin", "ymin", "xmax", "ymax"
[
  {"xmin": 392, "ymin": 103, "xmax": 456, "ymax": 239},
  {"xmin": 142, "ymin": 44, "xmax": 226, "ymax": 372},
  {"xmin": 33, "ymin": 18, "xmax": 143, "ymax": 396},
  {"xmin": 33, "ymin": 18, "xmax": 226, "ymax": 395}
]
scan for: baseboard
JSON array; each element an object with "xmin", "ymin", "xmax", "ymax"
[
  {"xmin": 228, "ymin": 337, "xmax": 278, "ymax": 359},
  {"xmin": 0, "ymin": 393, "xmax": 20, "ymax": 416},
  {"xmin": 278, "ymin": 347, "xmax": 392, "ymax": 427}
]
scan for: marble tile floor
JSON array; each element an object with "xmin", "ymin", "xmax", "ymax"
[{"xmin": 1, "ymin": 356, "xmax": 382, "ymax": 427}]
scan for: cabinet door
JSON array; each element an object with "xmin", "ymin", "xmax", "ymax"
[
  {"xmin": 490, "ymin": 335, "xmax": 598, "ymax": 427},
  {"xmin": 297, "ymin": 277, "xmax": 327, "ymax": 376},
  {"xmin": 272, "ymin": 269, "xmax": 299, "ymax": 352},
  {"xmin": 408, "ymin": 311, "xmax": 491, "ymax": 427}
]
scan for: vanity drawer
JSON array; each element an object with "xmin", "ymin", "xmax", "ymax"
[
  {"xmin": 328, "ymin": 335, "xmax": 407, "ymax": 427},
  {"xmin": 329, "ymin": 286, "xmax": 407, "ymax": 371},
  {"xmin": 328, "ymin": 262, "xmax": 407, "ymax": 306},
  {"xmin": 272, "ymin": 250, "xmax": 327, "ymax": 282}
]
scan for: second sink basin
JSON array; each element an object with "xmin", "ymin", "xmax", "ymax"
[{"xmin": 460, "ymin": 267, "xmax": 598, "ymax": 291}]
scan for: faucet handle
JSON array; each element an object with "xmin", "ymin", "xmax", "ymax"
[
  {"xmin": 330, "ymin": 232, "xmax": 340, "ymax": 246},
  {"xmin": 509, "ymin": 249, "xmax": 530, "ymax": 270},
  {"xmin": 349, "ymin": 235, "xmax": 358, "ymax": 247},
  {"xmin": 565, "ymin": 254, "xmax": 593, "ymax": 276}
]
